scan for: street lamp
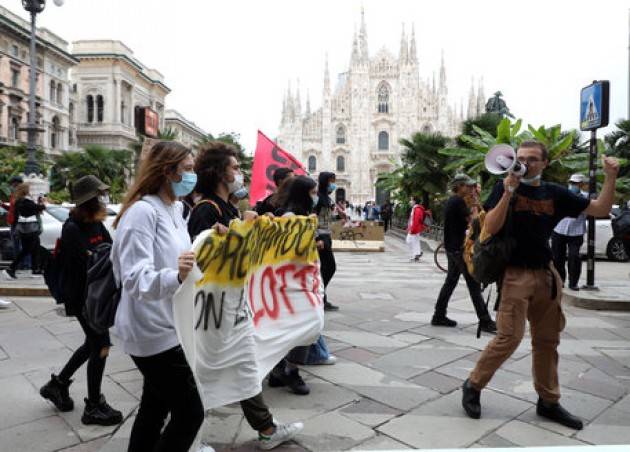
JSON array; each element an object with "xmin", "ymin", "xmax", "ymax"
[{"xmin": 21, "ymin": 0, "xmax": 64, "ymax": 176}]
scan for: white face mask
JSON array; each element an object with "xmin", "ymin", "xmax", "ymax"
[{"xmin": 227, "ymin": 173, "xmax": 244, "ymax": 193}]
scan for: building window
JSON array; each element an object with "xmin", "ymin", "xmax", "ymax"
[
  {"xmin": 336, "ymin": 125, "xmax": 346, "ymax": 144},
  {"xmin": 68, "ymin": 130, "xmax": 74, "ymax": 147},
  {"xmin": 11, "ymin": 44, "xmax": 18, "ymax": 57},
  {"xmin": 51, "ymin": 116, "xmax": 60, "ymax": 149},
  {"xmin": 50, "ymin": 80, "xmax": 56, "ymax": 102},
  {"xmin": 10, "ymin": 117, "xmax": 19, "ymax": 140},
  {"xmin": 336, "ymin": 156, "xmax": 346, "ymax": 172},
  {"xmin": 11, "ymin": 69, "xmax": 19, "ymax": 88},
  {"xmin": 87, "ymin": 95, "xmax": 94, "ymax": 123},
  {"xmin": 308, "ymin": 155, "xmax": 317, "ymax": 172},
  {"xmin": 56, "ymin": 83, "xmax": 63, "ymax": 105},
  {"xmin": 378, "ymin": 131, "xmax": 389, "ymax": 150},
  {"xmin": 377, "ymin": 82, "xmax": 390, "ymax": 114},
  {"xmin": 120, "ymin": 101, "xmax": 126, "ymax": 124},
  {"xmin": 97, "ymin": 95, "xmax": 104, "ymax": 123},
  {"xmin": 69, "ymin": 102, "xmax": 74, "ymax": 122}
]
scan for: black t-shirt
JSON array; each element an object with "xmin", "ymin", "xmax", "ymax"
[
  {"xmin": 60, "ymin": 218, "xmax": 111, "ymax": 315},
  {"xmin": 254, "ymin": 194, "xmax": 275, "ymax": 215},
  {"xmin": 484, "ymin": 181, "xmax": 590, "ymax": 268},
  {"xmin": 443, "ymin": 195, "xmax": 471, "ymax": 252},
  {"xmin": 188, "ymin": 193, "xmax": 240, "ymax": 239}
]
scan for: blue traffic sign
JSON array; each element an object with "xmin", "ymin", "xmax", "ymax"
[{"xmin": 580, "ymin": 81, "xmax": 610, "ymax": 131}]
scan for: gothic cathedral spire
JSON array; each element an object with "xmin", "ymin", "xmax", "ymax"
[
  {"xmin": 359, "ymin": 7, "xmax": 369, "ymax": 62},
  {"xmin": 351, "ymin": 31, "xmax": 360, "ymax": 67},
  {"xmin": 467, "ymin": 77, "xmax": 477, "ymax": 119},
  {"xmin": 439, "ymin": 49, "xmax": 447, "ymax": 94},
  {"xmin": 476, "ymin": 76, "xmax": 486, "ymax": 116},
  {"xmin": 399, "ymin": 23, "xmax": 408, "ymax": 65},
  {"xmin": 409, "ymin": 23, "xmax": 418, "ymax": 64},
  {"xmin": 323, "ymin": 53, "xmax": 330, "ymax": 96}
]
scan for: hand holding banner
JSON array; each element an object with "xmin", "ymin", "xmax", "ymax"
[{"xmin": 173, "ymin": 215, "xmax": 324, "ymax": 409}]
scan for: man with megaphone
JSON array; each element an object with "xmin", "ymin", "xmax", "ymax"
[{"xmin": 461, "ymin": 140, "xmax": 619, "ymax": 430}]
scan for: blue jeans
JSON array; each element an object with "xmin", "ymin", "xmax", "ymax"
[
  {"xmin": 10, "ymin": 226, "xmax": 31, "ymax": 269},
  {"xmin": 287, "ymin": 336, "xmax": 330, "ymax": 364}
]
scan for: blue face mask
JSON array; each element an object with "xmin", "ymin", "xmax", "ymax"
[
  {"xmin": 311, "ymin": 194, "xmax": 319, "ymax": 207},
  {"xmin": 232, "ymin": 187, "xmax": 248, "ymax": 200},
  {"xmin": 328, "ymin": 183, "xmax": 337, "ymax": 194},
  {"xmin": 171, "ymin": 172, "xmax": 197, "ymax": 197},
  {"xmin": 568, "ymin": 185, "xmax": 580, "ymax": 194}
]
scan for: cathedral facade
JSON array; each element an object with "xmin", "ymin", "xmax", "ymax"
[{"xmin": 277, "ymin": 10, "xmax": 485, "ymax": 204}]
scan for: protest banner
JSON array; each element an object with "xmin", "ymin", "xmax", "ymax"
[
  {"xmin": 173, "ymin": 215, "xmax": 324, "ymax": 409},
  {"xmin": 249, "ymin": 131, "xmax": 307, "ymax": 205}
]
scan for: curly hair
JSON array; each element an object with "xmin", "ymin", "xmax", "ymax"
[{"xmin": 194, "ymin": 141, "xmax": 238, "ymax": 197}]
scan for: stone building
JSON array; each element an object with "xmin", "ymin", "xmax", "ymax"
[
  {"xmin": 164, "ymin": 109, "xmax": 207, "ymax": 150},
  {"xmin": 277, "ymin": 10, "xmax": 486, "ymax": 204},
  {"xmin": 0, "ymin": 4, "xmax": 78, "ymax": 154},
  {"xmin": 71, "ymin": 40, "xmax": 170, "ymax": 150}
]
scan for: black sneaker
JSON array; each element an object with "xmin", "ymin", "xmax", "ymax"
[
  {"xmin": 324, "ymin": 301, "xmax": 339, "ymax": 312},
  {"xmin": 462, "ymin": 378, "xmax": 481, "ymax": 419},
  {"xmin": 81, "ymin": 395, "xmax": 123, "ymax": 426},
  {"xmin": 431, "ymin": 316, "xmax": 457, "ymax": 327},
  {"xmin": 40, "ymin": 374, "xmax": 74, "ymax": 412},
  {"xmin": 268, "ymin": 372, "xmax": 286, "ymax": 388},
  {"xmin": 536, "ymin": 398, "xmax": 583, "ymax": 430},
  {"xmin": 479, "ymin": 319, "xmax": 497, "ymax": 334},
  {"xmin": 284, "ymin": 368, "xmax": 310, "ymax": 395}
]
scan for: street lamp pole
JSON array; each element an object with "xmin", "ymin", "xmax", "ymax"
[{"xmin": 22, "ymin": 0, "xmax": 45, "ymax": 176}]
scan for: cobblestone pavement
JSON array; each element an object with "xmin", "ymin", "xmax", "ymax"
[{"xmin": 1, "ymin": 235, "xmax": 629, "ymax": 451}]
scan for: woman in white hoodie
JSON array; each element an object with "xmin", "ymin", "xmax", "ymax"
[{"xmin": 111, "ymin": 141, "xmax": 202, "ymax": 452}]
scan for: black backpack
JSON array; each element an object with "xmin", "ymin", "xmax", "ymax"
[
  {"xmin": 470, "ymin": 200, "xmax": 516, "ymax": 286},
  {"xmin": 83, "ymin": 242, "xmax": 121, "ymax": 334}
]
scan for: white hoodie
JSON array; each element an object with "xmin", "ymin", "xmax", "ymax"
[{"xmin": 111, "ymin": 195, "xmax": 191, "ymax": 357}]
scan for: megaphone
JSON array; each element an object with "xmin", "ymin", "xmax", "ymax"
[{"xmin": 485, "ymin": 144, "xmax": 527, "ymax": 177}]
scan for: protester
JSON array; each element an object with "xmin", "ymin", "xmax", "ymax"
[
  {"xmin": 431, "ymin": 174, "xmax": 496, "ymax": 333},
  {"xmin": 39, "ymin": 175, "xmax": 122, "ymax": 426},
  {"xmin": 111, "ymin": 141, "xmax": 205, "ymax": 452},
  {"xmin": 2, "ymin": 183, "xmax": 45, "ymax": 279},
  {"xmin": 0, "ymin": 176, "xmax": 25, "ymax": 270},
  {"xmin": 255, "ymin": 167, "xmax": 294, "ymax": 215},
  {"xmin": 188, "ymin": 141, "xmax": 303, "ymax": 450},
  {"xmin": 462, "ymin": 141, "xmax": 619, "ymax": 431},
  {"xmin": 551, "ymin": 173, "xmax": 588, "ymax": 290},
  {"xmin": 268, "ymin": 176, "xmax": 336, "ymax": 394},
  {"xmin": 406, "ymin": 196, "xmax": 425, "ymax": 262},
  {"xmin": 381, "ymin": 200, "xmax": 393, "ymax": 232},
  {"xmin": 315, "ymin": 172, "xmax": 340, "ymax": 311}
]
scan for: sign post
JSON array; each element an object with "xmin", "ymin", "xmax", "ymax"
[{"xmin": 579, "ymin": 80, "xmax": 610, "ymax": 290}]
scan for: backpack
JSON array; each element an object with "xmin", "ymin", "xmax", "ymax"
[
  {"xmin": 463, "ymin": 201, "xmax": 516, "ymax": 285},
  {"xmin": 422, "ymin": 210, "xmax": 433, "ymax": 228},
  {"xmin": 83, "ymin": 242, "xmax": 120, "ymax": 334}
]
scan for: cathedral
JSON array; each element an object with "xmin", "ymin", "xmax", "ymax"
[{"xmin": 277, "ymin": 9, "xmax": 486, "ymax": 204}]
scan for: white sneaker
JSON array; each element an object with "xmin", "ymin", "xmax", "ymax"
[
  {"xmin": 2, "ymin": 270, "xmax": 17, "ymax": 280},
  {"xmin": 198, "ymin": 445, "xmax": 216, "ymax": 452},
  {"xmin": 258, "ymin": 422, "xmax": 303, "ymax": 450},
  {"xmin": 0, "ymin": 298, "xmax": 11, "ymax": 308},
  {"xmin": 316, "ymin": 355, "xmax": 337, "ymax": 365}
]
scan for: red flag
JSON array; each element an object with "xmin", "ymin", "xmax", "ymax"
[{"xmin": 249, "ymin": 131, "xmax": 306, "ymax": 206}]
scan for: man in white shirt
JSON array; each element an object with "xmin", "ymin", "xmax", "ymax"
[{"xmin": 551, "ymin": 174, "xmax": 588, "ymax": 290}]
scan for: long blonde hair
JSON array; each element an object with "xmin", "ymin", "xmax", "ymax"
[{"xmin": 113, "ymin": 141, "xmax": 191, "ymax": 228}]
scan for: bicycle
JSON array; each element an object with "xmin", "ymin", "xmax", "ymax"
[{"xmin": 433, "ymin": 241, "xmax": 448, "ymax": 273}]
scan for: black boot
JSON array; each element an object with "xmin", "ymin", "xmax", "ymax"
[
  {"xmin": 479, "ymin": 319, "xmax": 497, "ymax": 334},
  {"xmin": 431, "ymin": 315, "xmax": 457, "ymax": 327},
  {"xmin": 81, "ymin": 395, "xmax": 123, "ymax": 426},
  {"xmin": 324, "ymin": 301, "xmax": 339, "ymax": 312},
  {"xmin": 536, "ymin": 398, "xmax": 583, "ymax": 430},
  {"xmin": 40, "ymin": 374, "xmax": 74, "ymax": 412},
  {"xmin": 462, "ymin": 379, "xmax": 481, "ymax": 419}
]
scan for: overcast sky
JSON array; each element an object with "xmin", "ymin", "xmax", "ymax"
[{"xmin": 3, "ymin": 0, "xmax": 628, "ymax": 154}]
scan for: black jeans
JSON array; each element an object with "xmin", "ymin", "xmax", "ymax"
[
  {"xmin": 58, "ymin": 312, "xmax": 111, "ymax": 403},
  {"xmin": 382, "ymin": 216, "xmax": 392, "ymax": 232},
  {"xmin": 129, "ymin": 346, "xmax": 204, "ymax": 452},
  {"xmin": 318, "ymin": 235, "xmax": 336, "ymax": 304},
  {"xmin": 240, "ymin": 393, "xmax": 274, "ymax": 432},
  {"xmin": 434, "ymin": 250, "xmax": 491, "ymax": 321},
  {"xmin": 551, "ymin": 232, "xmax": 583, "ymax": 287},
  {"xmin": 9, "ymin": 232, "xmax": 39, "ymax": 272}
]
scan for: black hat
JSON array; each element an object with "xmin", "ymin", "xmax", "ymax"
[
  {"xmin": 9, "ymin": 175, "xmax": 23, "ymax": 185},
  {"xmin": 72, "ymin": 175, "xmax": 109, "ymax": 206}
]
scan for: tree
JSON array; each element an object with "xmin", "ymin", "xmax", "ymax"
[
  {"xmin": 49, "ymin": 145, "xmax": 133, "ymax": 203},
  {"xmin": 0, "ymin": 145, "xmax": 49, "ymax": 200}
]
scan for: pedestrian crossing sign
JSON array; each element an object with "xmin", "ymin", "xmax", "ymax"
[{"xmin": 580, "ymin": 80, "xmax": 609, "ymax": 131}]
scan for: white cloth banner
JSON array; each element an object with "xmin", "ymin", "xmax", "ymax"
[{"xmin": 173, "ymin": 216, "xmax": 324, "ymax": 409}]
